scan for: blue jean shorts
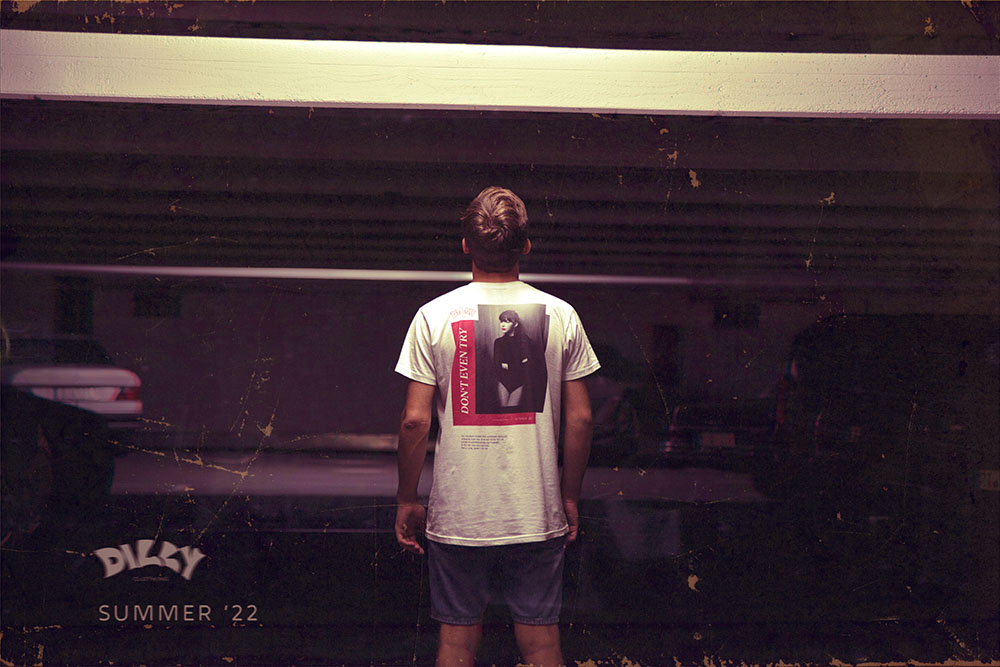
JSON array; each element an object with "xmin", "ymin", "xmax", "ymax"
[{"xmin": 427, "ymin": 535, "xmax": 567, "ymax": 626}]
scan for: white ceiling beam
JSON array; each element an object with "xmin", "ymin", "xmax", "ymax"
[{"xmin": 2, "ymin": 29, "xmax": 998, "ymax": 118}]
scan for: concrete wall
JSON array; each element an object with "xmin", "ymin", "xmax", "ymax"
[{"xmin": 7, "ymin": 269, "xmax": 992, "ymax": 448}]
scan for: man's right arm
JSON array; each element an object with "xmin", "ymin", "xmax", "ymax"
[
  {"xmin": 561, "ymin": 378, "xmax": 593, "ymax": 543},
  {"xmin": 395, "ymin": 380, "xmax": 435, "ymax": 555}
]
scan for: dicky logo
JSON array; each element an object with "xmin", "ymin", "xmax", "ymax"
[{"xmin": 94, "ymin": 539, "xmax": 206, "ymax": 581}]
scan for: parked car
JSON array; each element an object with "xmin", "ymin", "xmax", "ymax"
[
  {"xmin": 751, "ymin": 313, "xmax": 999, "ymax": 609},
  {"xmin": 1, "ymin": 385, "xmax": 116, "ymax": 546},
  {"xmin": 754, "ymin": 314, "xmax": 999, "ymax": 511},
  {"xmin": 1, "ymin": 335, "xmax": 142, "ymax": 425},
  {"xmin": 660, "ymin": 397, "xmax": 773, "ymax": 469}
]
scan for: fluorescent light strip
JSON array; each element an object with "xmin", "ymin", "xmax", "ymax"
[
  {"xmin": 2, "ymin": 262, "xmax": 984, "ymax": 291},
  {"xmin": 2, "ymin": 30, "xmax": 997, "ymax": 117},
  {"xmin": 1, "ymin": 261, "xmax": 694, "ymax": 285}
]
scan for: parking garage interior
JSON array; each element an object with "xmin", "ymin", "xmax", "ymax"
[{"xmin": 1, "ymin": 2, "xmax": 998, "ymax": 665}]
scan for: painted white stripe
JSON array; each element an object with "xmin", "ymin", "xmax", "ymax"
[{"xmin": 2, "ymin": 30, "xmax": 997, "ymax": 117}]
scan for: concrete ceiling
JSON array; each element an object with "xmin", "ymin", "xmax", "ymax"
[{"xmin": 1, "ymin": 1, "xmax": 998, "ymax": 296}]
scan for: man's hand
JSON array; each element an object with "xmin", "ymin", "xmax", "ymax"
[
  {"xmin": 563, "ymin": 498, "xmax": 580, "ymax": 543},
  {"xmin": 395, "ymin": 503, "xmax": 427, "ymax": 555}
]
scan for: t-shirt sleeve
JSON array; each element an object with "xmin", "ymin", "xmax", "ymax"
[
  {"xmin": 395, "ymin": 309, "xmax": 437, "ymax": 385},
  {"xmin": 562, "ymin": 308, "xmax": 601, "ymax": 381}
]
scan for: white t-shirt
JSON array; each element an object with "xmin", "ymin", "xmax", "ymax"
[{"xmin": 395, "ymin": 281, "xmax": 600, "ymax": 546}]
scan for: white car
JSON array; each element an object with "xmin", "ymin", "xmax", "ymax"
[{"xmin": 1, "ymin": 336, "xmax": 142, "ymax": 423}]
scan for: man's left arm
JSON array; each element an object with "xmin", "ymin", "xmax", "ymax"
[
  {"xmin": 395, "ymin": 380, "xmax": 435, "ymax": 554},
  {"xmin": 561, "ymin": 378, "xmax": 593, "ymax": 543}
]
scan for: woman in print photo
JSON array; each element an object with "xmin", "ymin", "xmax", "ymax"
[{"xmin": 494, "ymin": 310, "xmax": 534, "ymax": 410}]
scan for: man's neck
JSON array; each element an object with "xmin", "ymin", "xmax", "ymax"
[{"xmin": 471, "ymin": 262, "xmax": 520, "ymax": 283}]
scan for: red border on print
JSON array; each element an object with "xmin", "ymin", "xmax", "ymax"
[{"xmin": 451, "ymin": 320, "xmax": 536, "ymax": 426}]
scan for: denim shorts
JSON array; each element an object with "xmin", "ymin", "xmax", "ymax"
[{"xmin": 427, "ymin": 535, "xmax": 567, "ymax": 626}]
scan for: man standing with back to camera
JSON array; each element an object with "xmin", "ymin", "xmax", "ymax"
[{"xmin": 395, "ymin": 186, "xmax": 599, "ymax": 666}]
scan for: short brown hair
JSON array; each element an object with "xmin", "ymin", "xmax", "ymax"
[{"xmin": 460, "ymin": 186, "xmax": 528, "ymax": 272}]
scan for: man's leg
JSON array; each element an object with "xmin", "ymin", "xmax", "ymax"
[
  {"xmin": 438, "ymin": 623, "xmax": 482, "ymax": 666},
  {"xmin": 513, "ymin": 622, "xmax": 562, "ymax": 666},
  {"xmin": 428, "ymin": 540, "xmax": 490, "ymax": 666},
  {"xmin": 502, "ymin": 537, "xmax": 568, "ymax": 665}
]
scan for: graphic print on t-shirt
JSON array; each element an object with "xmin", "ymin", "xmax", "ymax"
[{"xmin": 451, "ymin": 303, "xmax": 549, "ymax": 426}]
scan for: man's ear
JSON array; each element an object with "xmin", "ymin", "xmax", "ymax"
[
  {"xmin": 522, "ymin": 238, "xmax": 532, "ymax": 256},
  {"xmin": 462, "ymin": 238, "xmax": 470, "ymax": 255}
]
